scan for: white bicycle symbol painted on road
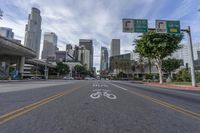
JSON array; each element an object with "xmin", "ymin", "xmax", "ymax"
[{"xmin": 90, "ymin": 89, "xmax": 117, "ymax": 100}]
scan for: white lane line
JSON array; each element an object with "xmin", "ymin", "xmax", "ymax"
[
  {"xmin": 115, "ymin": 82, "xmax": 200, "ymax": 97},
  {"xmin": 110, "ymin": 81, "xmax": 200, "ymax": 96},
  {"xmin": 109, "ymin": 83, "xmax": 127, "ymax": 91}
]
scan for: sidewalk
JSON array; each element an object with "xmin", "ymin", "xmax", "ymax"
[
  {"xmin": 144, "ymin": 82, "xmax": 200, "ymax": 91},
  {"xmin": 0, "ymin": 79, "xmax": 46, "ymax": 83}
]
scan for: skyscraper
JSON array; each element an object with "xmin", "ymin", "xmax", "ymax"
[
  {"xmin": 66, "ymin": 44, "xmax": 73, "ymax": 51},
  {"xmin": 65, "ymin": 44, "xmax": 74, "ymax": 61},
  {"xmin": 79, "ymin": 39, "xmax": 93, "ymax": 70},
  {"xmin": 66, "ymin": 44, "xmax": 73, "ymax": 56},
  {"xmin": 41, "ymin": 32, "xmax": 57, "ymax": 59},
  {"xmin": 73, "ymin": 45, "xmax": 79, "ymax": 62},
  {"xmin": 110, "ymin": 39, "xmax": 120, "ymax": 57},
  {"xmin": 100, "ymin": 47, "xmax": 108, "ymax": 71},
  {"xmin": 78, "ymin": 46, "xmax": 90, "ymax": 70},
  {"xmin": 24, "ymin": 7, "xmax": 42, "ymax": 58}
]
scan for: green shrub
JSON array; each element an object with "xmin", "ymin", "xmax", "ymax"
[
  {"xmin": 145, "ymin": 74, "xmax": 153, "ymax": 80},
  {"xmin": 175, "ymin": 69, "xmax": 191, "ymax": 82},
  {"xmin": 195, "ymin": 72, "xmax": 200, "ymax": 83}
]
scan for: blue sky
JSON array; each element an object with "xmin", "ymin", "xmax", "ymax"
[{"xmin": 0, "ymin": 0, "xmax": 200, "ymax": 70}]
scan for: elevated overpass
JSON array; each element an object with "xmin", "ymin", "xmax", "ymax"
[{"xmin": 0, "ymin": 36, "xmax": 36, "ymax": 78}]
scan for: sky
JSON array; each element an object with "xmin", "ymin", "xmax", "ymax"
[{"xmin": 0, "ymin": 0, "xmax": 200, "ymax": 70}]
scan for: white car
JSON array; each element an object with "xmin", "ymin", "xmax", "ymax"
[{"xmin": 63, "ymin": 77, "xmax": 74, "ymax": 80}]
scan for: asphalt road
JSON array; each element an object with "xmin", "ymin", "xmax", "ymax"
[{"xmin": 0, "ymin": 80, "xmax": 200, "ymax": 133}]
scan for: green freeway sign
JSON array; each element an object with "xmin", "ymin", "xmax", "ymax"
[
  {"xmin": 156, "ymin": 20, "xmax": 180, "ymax": 34},
  {"xmin": 123, "ymin": 19, "xmax": 148, "ymax": 33},
  {"xmin": 167, "ymin": 20, "xmax": 180, "ymax": 34},
  {"xmin": 134, "ymin": 19, "xmax": 148, "ymax": 33}
]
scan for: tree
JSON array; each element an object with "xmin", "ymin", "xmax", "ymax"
[
  {"xmin": 74, "ymin": 65, "xmax": 88, "ymax": 78},
  {"xmin": 56, "ymin": 62, "xmax": 70, "ymax": 76},
  {"xmin": 135, "ymin": 31, "xmax": 183, "ymax": 84},
  {"xmin": 162, "ymin": 58, "xmax": 181, "ymax": 80},
  {"xmin": 147, "ymin": 58, "xmax": 152, "ymax": 74}
]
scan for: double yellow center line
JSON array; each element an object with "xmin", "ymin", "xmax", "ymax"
[
  {"xmin": 110, "ymin": 83, "xmax": 200, "ymax": 121},
  {"xmin": 0, "ymin": 86, "xmax": 81, "ymax": 125},
  {"xmin": 127, "ymin": 90, "xmax": 200, "ymax": 120}
]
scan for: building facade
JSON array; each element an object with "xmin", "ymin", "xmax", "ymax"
[
  {"xmin": 100, "ymin": 47, "xmax": 108, "ymax": 71},
  {"xmin": 66, "ymin": 44, "xmax": 74, "ymax": 61},
  {"xmin": 55, "ymin": 51, "xmax": 66, "ymax": 62},
  {"xmin": 79, "ymin": 39, "xmax": 93, "ymax": 70},
  {"xmin": 66, "ymin": 44, "xmax": 73, "ymax": 51},
  {"xmin": 41, "ymin": 32, "xmax": 57, "ymax": 59},
  {"xmin": 171, "ymin": 42, "xmax": 200, "ymax": 67},
  {"xmin": 0, "ymin": 27, "xmax": 14, "ymax": 39},
  {"xmin": 73, "ymin": 45, "xmax": 79, "ymax": 62},
  {"xmin": 110, "ymin": 53, "xmax": 131, "ymax": 75},
  {"xmin": 24, "ymin": 7, "xmax": 42, "ymax": 58},
  {"xmin": 78, "ymin": 46, "xmax": 90, "ymax": 70},
  {"xmin": 110, "ymin": 39, "xmax": 120, "ymax": 57}
]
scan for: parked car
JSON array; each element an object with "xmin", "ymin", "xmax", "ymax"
[
  {"xmin": 30, "ymin": 77, "xmax": 41, "ymax": 80},
  {"xmin": 63, "ymin": 77, "xmax": 74, "ymax": 80},
  {"xmin": 84, "ymin": 77, "xmax": 91, "ymax": 80},
  {"xmin": 85, "ymin": 77, "xmax": 95, "ymax": 80}
]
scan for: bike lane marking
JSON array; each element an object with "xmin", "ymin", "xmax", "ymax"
[{"xmin": 90, "ymin": 82, "xmax": 117, "ymax": 100}]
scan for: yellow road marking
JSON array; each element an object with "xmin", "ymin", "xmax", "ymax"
[
  {"xmin": 109, "ymin": 83, "xmax": 200, "ymax": 121},
  {"xmin": 128, "ymin": 90, "xmax": 200, "ymax": 120},
  {"xmin": 0, "ymin": 86, "xmax": 80, "ymax": 125}
]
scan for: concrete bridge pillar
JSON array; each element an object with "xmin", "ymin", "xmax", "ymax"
[{"xmin": 16, "ymin": 56, "xmax": 25, "ymax": 79}]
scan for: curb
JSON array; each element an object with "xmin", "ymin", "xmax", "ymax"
[
  {"xmin": 144, "ymin": 83, "xmax": 200, "ymax": 91},
  {"xmin": 0, "ymin": 79, "xmax": 47, "ymax": 83}
]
